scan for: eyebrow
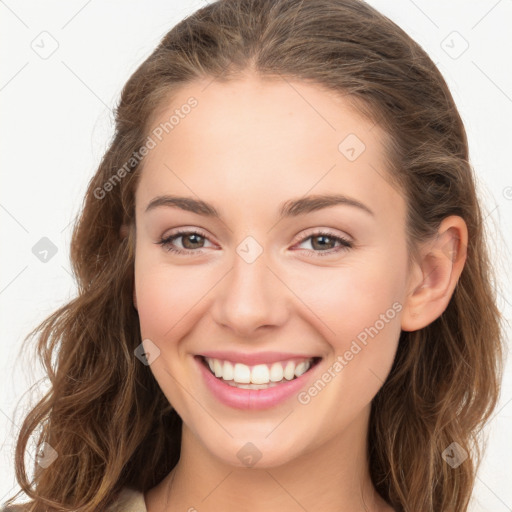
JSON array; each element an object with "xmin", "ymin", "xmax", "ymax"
[{"xmin": 144, "ymin": 193, "xmax": 374, "ymax": 218}]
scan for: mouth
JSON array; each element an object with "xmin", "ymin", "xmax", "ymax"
[{"xmin": 195, "ymin": 355, "xmax": 323, "ymax": 390}]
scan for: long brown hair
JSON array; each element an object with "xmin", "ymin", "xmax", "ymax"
[{"xmin": 3, "ymin": 0, "xmax": 505, "ymax": 510}]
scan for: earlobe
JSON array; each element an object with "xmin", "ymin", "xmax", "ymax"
[{"xmin": 401, "ymin": 215, "xmax": 468, "ymax": 332}]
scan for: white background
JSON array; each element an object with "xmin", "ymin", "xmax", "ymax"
[{"xmin": 1, "ymin": 0, "xmax": 511, "ymax": 510}]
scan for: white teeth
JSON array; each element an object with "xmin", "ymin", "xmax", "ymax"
[
  {"xmin": 283, "ymin": 361, "xmax": 295, "ymax": 380},
  {"xmin": 204, "ymin": 357, "xmax": 314, "ymax": 385},
  {"xmin": 269, "ymin": 362, "xmax": 284, "ymax": 382},
  {"xmin": 222, "ymin": 360, "xmax": 234, "ymax": 381},
  {"xmin": 294, "ymin": 362, "xmax": 308, "ymax": 377},
  {"xmin": 251, "ymin": 364, "xmax": 270, "ymax": 384},
  {"xmin": 213, "ymin": 359, "xmax": 223, "ymax": 378},
  {"xmin": 233, "ymin": 363, "xmax": 251, "ymax": 383}
]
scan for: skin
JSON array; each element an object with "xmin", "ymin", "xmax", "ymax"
[{"xmin": 131, "ymin": 74, "xmax": 468, "ymax": 512}]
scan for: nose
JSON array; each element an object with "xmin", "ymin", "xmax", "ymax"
[{"xmin": 210, "ymin": 248, "xmax": 290, "ymax": 338}]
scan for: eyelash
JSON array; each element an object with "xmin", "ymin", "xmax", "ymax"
[{"xmin": 155, "ymin": 228, "xmax": 353, "ymax": 258}]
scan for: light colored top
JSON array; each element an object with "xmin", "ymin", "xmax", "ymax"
[
  {"xmin": 108, "ymin": 487, "xmax": 147, "ymax": 512},
  {"xmin": 1, "ymin": 487, "xmax": 148, "ymax": 512}
]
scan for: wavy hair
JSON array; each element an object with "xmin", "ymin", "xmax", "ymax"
[{"xmin": 3, "ymin": 0, "xmax": 505, "ymax": 510}]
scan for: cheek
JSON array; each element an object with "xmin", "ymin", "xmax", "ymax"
[
  {"xmin": 324, "ymin": 257, "xmax": 404, "ymax": 405},
  {"xmin": 134, "ymin": 255, "xmax": 217, "ymax": 342},
  {"xmin": 293, "ymin": 260, "xmax": 402, "ymax": 344},
  {"xmin": 289, "ymin": 252, "xmax": 404, "ymax": 396}
]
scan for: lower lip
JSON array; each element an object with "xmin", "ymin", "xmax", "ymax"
[{"xmin": 195, "ymin": 356, "xmax": 320, "ymax": 410}]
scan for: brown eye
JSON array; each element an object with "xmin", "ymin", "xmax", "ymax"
[
  {"xmin": 294, "ymin": 230, "xmax": 353, "ymax": 258},
  {"xmin": 181, "ymin": 233, "xmax": 205, "ymax": 249},
  {"xmin": 156, "ymin": 229, "xmax": 213, "ymax": 255},
  {"xmin": 310, "ymin": 234, "xmax": 338, "ymax": 251}
]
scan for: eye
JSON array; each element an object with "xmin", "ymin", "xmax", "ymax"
[
  {"xmin": 155, "ymin": 228, "xmax": 353, "ymax": 257},
  {"xmin": 156, "ymin": 228, "xmax": 214, "ymax": 256},
  {"xmin": 293, "ymin": 230, "xmax": 353, "ymax": 257}
]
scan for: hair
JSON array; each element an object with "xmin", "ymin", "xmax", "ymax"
[{"xmin": 3, "ymin": 0, "xmax": 506, "ymax": 511}]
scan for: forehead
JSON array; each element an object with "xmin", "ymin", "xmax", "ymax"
[{"xmin": 135, "ymin": 77, "xmax": 404, "ymax": 224}]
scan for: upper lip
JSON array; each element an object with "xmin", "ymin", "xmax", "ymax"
[{"xmin": 197, "ymin": 351, "xmax": 320, "ymax": 366}]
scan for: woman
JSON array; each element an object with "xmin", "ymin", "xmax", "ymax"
[{"xmin": 3, "ymin": 0, "xmax": 504, "ymax": 511}]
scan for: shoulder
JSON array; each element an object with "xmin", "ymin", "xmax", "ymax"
[
  {"xmin": 1, "ymin": 488, "xmax": 147, "ymax": 512},
  {"xmin": 106, "ymin": 487, "xmax": 147, "ymax": 512}
]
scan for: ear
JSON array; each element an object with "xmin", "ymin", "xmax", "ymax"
[{"xmin": 401, "ymin": 215, "xmax": 468, "ymax": 332}]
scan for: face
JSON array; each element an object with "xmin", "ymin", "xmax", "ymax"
[{"xmin": 133, "ymin": 76, "xmax": 411, "ymax": 468}]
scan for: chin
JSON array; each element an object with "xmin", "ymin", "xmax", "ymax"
[{"xmin": 195, "ymin": 428, "xmax": 309, "ymax": 470}]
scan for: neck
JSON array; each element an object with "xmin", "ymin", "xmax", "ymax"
[{"xmin": 145, "ymin": 405, "xmax": 392, "ymax": 512}]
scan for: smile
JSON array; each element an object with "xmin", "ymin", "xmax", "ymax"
[
  {"xmin": 194, "ymin": 355, "xmax": 322, "ymax": 409},
  {"xmin": 202, "ymin": 356, "xmax": 320, "ymax": 388}
]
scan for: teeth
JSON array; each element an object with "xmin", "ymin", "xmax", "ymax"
[
  {"xmin": 294, "ymin": 361, "xmax": 308, "ymax": 377},
  {"xmin": 204, "ymin": 357, "xmax": 314, "ymax": 385},
  {"xmin": 284, "ymin": 361, "xmax": 295, "ymax": 380},
  {"xmin": 226, "ymin": 381, "xmax": 281, "ymax": 389},
  {"xmin": 223, "ymin": 360, "xmax": 234, "ymax": 381},
  {"xmin": 213, "ymin": 359, "xmax": 223, "ymax": 378},
  {"xmin": 251, "ymin": 364, "xmax": 270, "ymax": 384},
  {"xmin": 269, "ymin": 362, "xmax": 284, "ymax": 382},
  {"xmin": 233, "ymin": 363, "xmax": 251, "ymax": 383}
]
